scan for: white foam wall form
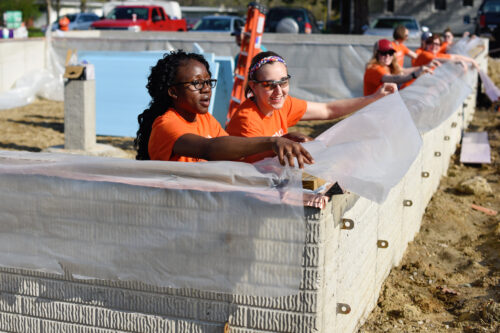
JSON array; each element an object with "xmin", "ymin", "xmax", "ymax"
[{"xmin": 0, "ymin": 39, "xmax": 486, "ymax": 332}]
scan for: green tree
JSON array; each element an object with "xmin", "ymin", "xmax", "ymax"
[{"xmin": 0, "ymin": 0, "xmax": 41, "ymax": 25}]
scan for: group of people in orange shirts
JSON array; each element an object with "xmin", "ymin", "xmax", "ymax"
[
  {"xmin": 363, "ymin": 25, "xmax": 479, "ymax": 96},
  {"xmin": 135, "ymin": 26, "xmax": 478, "ymax": 168}
]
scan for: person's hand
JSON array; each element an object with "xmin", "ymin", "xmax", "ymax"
[
  {"xmin": 271, "ymin": 137, "xmax": 314, "ymax": 169},
  {"xmin": 282, "ymin": 131, "xmax": 314, "ymax": 143},
  {"xmin": 376, "ymin": 83, "xmax": 397, "ymax": 98},
  {"xmin": 421, "ymin": 65, "xmax": 434, "ymax": 75},
  {"xmin": 430, "ymin": 59, "xmax": 442, "ymax": 67}
]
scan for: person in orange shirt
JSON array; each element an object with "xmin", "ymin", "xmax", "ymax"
[
  {"xmin": 58, "ymin": 16, "xmax": 70, "ymax": 31},
  {"xmin": 363, "ymin": 39, "xmax": 431, "ymax": 96},
  {"xmin": 392, "ymin": 25, "xmax": 417, "ymax": 68},
  {"xmin": 135, "ymin": 50, "xmax": 313, "ymax": 168},
  {"xmin": 439, "ymin": 28, "xmax": 454, "ymax": 53},
  {"xmin": 414, "ymin": 34, "xmax": 479, "ymax": 70},
  {"xmin": 225, "ymin": 51, "xmax": 397, "ymax": 162}
]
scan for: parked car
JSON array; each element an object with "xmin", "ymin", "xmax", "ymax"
[
  {"xmin": 190, "ymin": 15, "xmax": 245, "ymax": 33},
  {"xmin": 475, "ymin": 0, "xmax": 500, "ymax": 37},
  {"xmin": 49, "ymin": 12, "xmax": 100, "ymax": 31},
  {"xmin": 363, "ymin": 16, "xmax": 427, "ymax": 39},
  {"xmin": 91, "ymin": 5, "xmax": 187, "ymax": 31},
  {"xmin": 264, "ymin": 7, "xmax": 320, "ymax": 34}
]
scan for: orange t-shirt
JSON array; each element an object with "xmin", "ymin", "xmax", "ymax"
[
  {"xmin": 413, "ymin": 50, "xmax": 451, "ymax": 68},
  {"xmin": 392, "ymin": 41, "xmax": 411, "ymax": 68},
  {"xmin": 148, "ymin": 109, "xmax": 228, "ymax": 162},
  {"xmin": 226, "ymin": 95, "xmax": 307, "ymax": 138},
  {"xmin": 363, "ymin": 64, "xmax": 390, "ymax": 96},
  {"xmin": 411, "ymin": 48, "xmax": 423, "ymax": 67},
  {"xmin": 439, "ymin": 41, "xmax": 449, "ymax": 54}
]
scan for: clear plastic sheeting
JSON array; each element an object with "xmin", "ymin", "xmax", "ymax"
[
  {"xmin": 479, "ymin": 69, "xmax": 500, "ymax": 102},
  {"xmin": 0, "ymin": 151, "xmax": 305, "ymax": 297},
  {"xmin": 400, "ymin": 62, "xmax": 474, "ymax": 133},
  {"xmin": 303, "ymin": 92, "xmax": 422, "ymax": 204},
  {"xmin": 0, "ymin": 68, "xmax": 63, "ymax": 110}
]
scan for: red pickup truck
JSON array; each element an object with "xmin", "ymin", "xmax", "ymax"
[{"xmin": 91, "ymin": 5, "xmax": 187, "ymax": 32}]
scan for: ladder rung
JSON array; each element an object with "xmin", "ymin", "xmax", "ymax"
[
  {"xmin": 235, "ymin": 74, "xmax": 245, "ymax": 80},
  {"xmin": 240, "ymin": 51, "xmax": 248, "ymax": 56},
  {"xmin": 231, "ymin": 97, "xmax": 241, "ymax": 104}
]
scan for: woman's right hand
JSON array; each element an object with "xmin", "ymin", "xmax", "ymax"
[{"xmin": 271, "ymin": 137, "xmax": 314, "ymax": 169}]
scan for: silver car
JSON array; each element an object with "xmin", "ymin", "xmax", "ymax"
[
  {"xmin": 363, "ymin": 16, "xmax": 428, "ymax": 39},
  {"xmin": 51, "ymin": 13, "xmax": 101, "ymax": 31}
]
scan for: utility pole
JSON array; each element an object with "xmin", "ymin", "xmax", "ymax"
[
  {"xmin": 353, "ymin": 0, "xmax": 369, "ymax": 34},
  {"xmin": 45, "ymin": 0, "xmax": 52, "ymax": 25},
  {"xmin": 81, "ymin": 0, "xmax": 87, "ymax": 12}
]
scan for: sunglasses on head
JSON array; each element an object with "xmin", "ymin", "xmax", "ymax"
[
  {"xmin": 378, "ymin": 50, "xmax": 395, "ymax": 56},
  {"xmin": 251, "ymin": 75, "xmax": 291, "ymax": 90}
]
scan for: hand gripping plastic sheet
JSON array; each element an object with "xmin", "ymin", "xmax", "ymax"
[
  {"xmin": 0, "ymin": 151, "xmax": 305, "ymax": 297},
  {"xmin": 479, "ymin": 69, "xmax": 500, "ymax": 102},
  {"xmin": 303, "ymin": 92, "xmax": 422, "ymax": 204}
]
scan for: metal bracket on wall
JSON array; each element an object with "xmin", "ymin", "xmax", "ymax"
[
  {"xmin": 451, "ymin": 122, "xmax": 457, "ymax": 128},
  {"xmin": 403, "ymin": 200, "xmax": 413, "ymax": 207},
  {"xmin": 341, "ymin": 218, "xmax": 354, "ymax": 230},
  {"xmin": 444, "ymin": 136, "xmax": 450, "ymax": 141},
  {"xmin": 435, "ymin": 151, "xmax": 441, "ymax": 157},
  {"xmin": 377, "ymin": 240, "xmax": 389, "ymax": 248},
  {"xmin": 421, "ymin": 171, "xmax": 430, "ymax": 178},
  {"xmin": 337, "ymin": 303, "xmax": 351, "ymax": 314}
]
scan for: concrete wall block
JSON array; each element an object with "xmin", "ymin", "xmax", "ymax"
[
  {"xmin": 232, "ymin": 291, "xmax": 317, "ymax": 313},
  {"xmin": 64, "ymin": 79, "xmax": 96, "ymax": 150},
  {"xmin": 245, "ymin": 307, "xmax": 318, "ymax": 332},
  {"xmin": 0, "ymin": 312, "xmax": 40, "ymax": 333}
]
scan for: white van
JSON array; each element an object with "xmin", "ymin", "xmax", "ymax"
[{"xmin": 102, "ymin": 1, "xmax": 182, "ymax": 19}]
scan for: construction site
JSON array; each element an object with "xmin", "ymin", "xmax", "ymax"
[{"xmin": 0, "ymin": 3, "xmax": 498, "ymax": 332}]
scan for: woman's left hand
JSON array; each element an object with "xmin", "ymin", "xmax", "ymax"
[{"xmin": 376, "ymin": 83, "xmax": 398, "ymax": 98}]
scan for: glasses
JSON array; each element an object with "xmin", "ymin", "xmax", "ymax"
[
  {"xmin": 378, "ymin": 51, "xmax": 395, "ymax": 56},
  {"xmin": 173, "ymin": 79, "xmax": 217, "ymax": 91},
  {"xmin": 444, "ymin": 34, "xmax": 453, "ymax": 39},
  {"xmin": 251, "ymin": 75, "xmax": 291, "ymax": 90},
  {"xmin": 432, "ymin": 42, "xmax": 441, "ymax": 46}
]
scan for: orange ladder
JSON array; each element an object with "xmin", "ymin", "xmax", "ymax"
[{"xmin": 226, "ymin": 2, "xmax": 266, "ymax": 124}]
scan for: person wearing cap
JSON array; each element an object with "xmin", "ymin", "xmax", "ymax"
[
  {"xmin": 413, "ymin": 33, "xmax": 479, "ymax": 71},
  {"xmin": 58, "ymin": 15, "xmax": 70, "ymax": 31},
  {"xmin": 225, "ymin": 51, "xmax": 397, "ymax": 162},
  {"xmin": 363, "ymin": 39, "xmax": 431, "ymax": 96},
  {"xmin": 412, "ymin": 31, "xmax": 432, "ymax": 66},
  {"xmin": 392, "ymin": 25, "xmax": 417, "ymax": 68}
]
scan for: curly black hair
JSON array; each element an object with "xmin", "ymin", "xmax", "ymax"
[
  {"xmin": 245, "ymin": 51, "xmax": 286, "ymax": 99},
  {"xmin": 134, "ymin": 50, "xmax": 211, "ymax": 160}
]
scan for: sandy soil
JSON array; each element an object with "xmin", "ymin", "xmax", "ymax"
[{"xmin": 0, "ymin": 60, "xmax": 498, "ymax": 333}]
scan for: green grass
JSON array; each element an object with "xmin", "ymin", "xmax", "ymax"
[{"xmin": 28, "ymin": 27, "xmax": 44, "ymax": 38}]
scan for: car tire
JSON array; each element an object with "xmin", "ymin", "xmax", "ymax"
[{"xmin": 276, "ymin": 18, "xmax": 299, "ymax": 34}]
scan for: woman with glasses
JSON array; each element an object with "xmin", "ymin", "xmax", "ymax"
[
  {"xmin": 225, "ymin": 51, "xmax": 397, "ymax": 162},
  {"xmin": 364, "ymin": 39, "xmax": 431, "ymax": 96},
  {"xmin": 413, "ymin": 34, "xmax": 479, "ymax": 70},
  {"xmin": 135, "ymin": 50, "xmax": 313, "ymax": 168},
  {"xmin": 439, "ymin": 28, "xmax": 454, "ymax": 53}
]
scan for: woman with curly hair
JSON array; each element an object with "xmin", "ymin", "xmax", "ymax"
[{"xmin": 135, "ymin": 50, "xmax": 313, "ymax": 168}]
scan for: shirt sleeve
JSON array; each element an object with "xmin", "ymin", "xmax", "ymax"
[
  {"xmin": 148, "ymin": 114, "xmax": 188, "ymax": 161},
  {"xmin": 286, "ymin": 96, "xmax": 307, "ymax": 127}
]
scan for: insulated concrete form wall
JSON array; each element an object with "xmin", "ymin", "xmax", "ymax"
[
  {"xmin": 0, "ymin": 38, "xmax": 45, "ymax": 93},
  {"xmin": 0, "ymin": 89, "xmax": 479, "ymax": 332}
]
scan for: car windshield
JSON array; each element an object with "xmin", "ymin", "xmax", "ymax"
[
  {"xmin": 373, "ymin": 18, "xmax": 418, "ymax": 30},
  {"xmin": 106, "ymin": 7, "xmax": 149, "ymax": 20},
  {"xmin": 267, "ymin": 9, "xmax": 304, "ymax": 22},
  {"xmin": 66, "ymin": 14, "xmax": 77, "ymax": 22},
  {"xmin": 193, "ymin": 18, "xmax": 231, "ymax": 31},
  {"xmin": 483, "ymin": 0, "xmax": 500, "ymax": 13}
]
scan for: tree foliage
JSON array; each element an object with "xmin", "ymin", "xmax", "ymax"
[{"xmin": 0, "ymin": 0, "xmax": 41, "ymax": 23}]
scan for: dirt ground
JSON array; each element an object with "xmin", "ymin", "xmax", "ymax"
[{"xmin": 0, "ymin": 60, "xmax": 498, "ymax": 333}]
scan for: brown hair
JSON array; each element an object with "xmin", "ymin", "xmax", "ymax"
[{"xmin": 393, "ymin": 25, "xmax": 408, "ymax": 41}]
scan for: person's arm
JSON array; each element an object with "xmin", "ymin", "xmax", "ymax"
[
  {"xmin": 301, "ymin": 83, "xmax": 397, "ymax": 121},
  {"xmin": 381, "ymin": 66, "xmax": 433, "ymax": 84},
  {"xmin": 173, "ymin": 134, "xmax": 314, "ymax": 168},
  {"xmin": 407, "ymin": 49, "xmax": 418, "ymax": 59}
]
